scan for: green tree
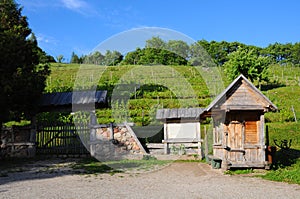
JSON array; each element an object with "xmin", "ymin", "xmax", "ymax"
[
  {"xmin": 103, "ymin": 50, "xmax": 123, "ymax": 66},
  {"xmin": 0, "ymin": 0, "xmax": 50, "ymax": 125},
  {"xmin": 166, "ymin": 40, "xmax": 189, "ymax": 60},
  {"xmin": 291, "ymin": 42, "xmax": 300, "ymax": 65},
  {"xmin": 70, "ymin": 51, "xmax": 80, "ymax": 63},
  {"xmin": 224, "ymin": 47, "xmax": 271, "ymax": 84},
  {"xmin": 263, "ymin": 42, "xmax": 293, "ymax": 63},
  {"xmin": 28, "ymin": 33, "xmax": 55, "ymax": 63},
  {"xmin": 121, "ymin": 48, "xmax": 142, "ymax": 65},
  {"xmin": 56, "ymin": 55, "xmax": 64, "ymax": 63},
  {"xmin": 145, "ymin": 36, "xmax": 166, "ymax": 49}
]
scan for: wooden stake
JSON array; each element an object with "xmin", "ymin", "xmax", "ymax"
[
  {"xmin": 204, "ymin": 126, "xmax": 208, "ymax": 158},
  {"xmin": 291, "ymin": 105, "xmax": 297, "ymax": 122}
]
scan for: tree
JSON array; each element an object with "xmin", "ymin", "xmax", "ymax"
[
  {"xmin": 145, "ymin": 36, "xmax": 166, "ymax": 49},
  {"xmin": 28, "ymin": 32, "xmax": 56, "ymax": 63},
  {"xmin": 263, "ymin": 42, "xmax": 293, "ymax": 64},
  {"xmin": 56, "ymin": 55, "xmax": 64, "ymax": 63},
  {"xmin": 224, "ymin": 47, "xmax": 271, "ymax": 84},
  {"xmin": 291, "ymin": 42, "xmax": 300, "ymax": 65},
  {"xmin": 0, "ymin": 0, "xmax": 50, "ymax": 125},
  {"xmin": 166, "ymin": 40, "xmax": 189, "ymax": 60},
  {"xmin": 70, "ymin": 52, "xmax": 80, "ymax": 64},
  {"xmin": 103, "ymin": 50, "xmax": 123, "ymax": 66},
  {"xmin": 121, "ymin": 48, "xmax": 142, "ymax": 65}
]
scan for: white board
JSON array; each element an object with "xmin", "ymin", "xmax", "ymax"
[{"xmin": 167, "ymin": 122, "xmax": 200, "ymax": 139}]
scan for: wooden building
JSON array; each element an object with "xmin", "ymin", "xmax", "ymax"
[
  {"xmin": 156, "ymin": 108, "xmax": 204, "ymax": 156},
  {"xmin": 39, "ymin": 90, "xmax": 108, "ymax": 112},
  {"xmin": 200, "ymin": 74, "xmax": 277, "ymax": 169}
]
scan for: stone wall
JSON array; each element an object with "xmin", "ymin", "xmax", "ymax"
[
  {"xmin": 1, "ymin": 126, "xmax": 34, "ymax": 158},
  {"xmin": 90, "ymin": 124, "xmax": 145, "ymax": 161}
]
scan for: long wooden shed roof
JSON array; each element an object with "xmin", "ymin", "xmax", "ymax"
[
  {"xmin": 156, "ymin": 108, "xmax": 205, "ymax": 121},
  {"xmin": 39, "ymin": 90, "xmax": 107, "ymax": 112}
]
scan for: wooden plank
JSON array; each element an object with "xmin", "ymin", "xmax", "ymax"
[
  {"xmin": 6, "ymin": 142, "xmax": 35, "ymax": 146},
  {"xmin": 146, "ymin": 143, "xmax": 164, "ymax": 149},
  {"xmin": 162, "ymin": 138, "xmax": 203, "ymax": 143}
]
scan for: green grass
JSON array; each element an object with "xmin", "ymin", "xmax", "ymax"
[
  {"xmin": 224, "ymin": 169, "xmax": 254, "ymax": 175},
  {"xmin": 25, "ymin": 63, "xmax": 300, "ymax": 125},
  {"xmin": 261, "ymin": 159, "xmax": 300, "ymax": 184}
]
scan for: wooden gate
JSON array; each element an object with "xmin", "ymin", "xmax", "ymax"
[{"xmin": 36, "ymin": 122, "xmax": 90, "ymax": 156}]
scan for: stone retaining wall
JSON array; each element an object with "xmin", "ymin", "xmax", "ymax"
[
  {"xmin": 1, "ymin": 126, "xmax": 34, "ymax": 158},
  {"xmin": 91, "ymin": 124, "xmax": 144, "ymax": 160}
]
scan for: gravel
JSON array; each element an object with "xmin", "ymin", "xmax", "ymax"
[{"xmin": 0, "ymin": 159, "xmax": 300, "ymax": 199}]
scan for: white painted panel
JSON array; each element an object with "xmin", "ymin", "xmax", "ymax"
[{"xmin": 167, "ymin": 122, "xmax": 200, "ymax": 139}]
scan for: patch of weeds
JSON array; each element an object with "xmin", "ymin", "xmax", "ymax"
[
  {"xmin": 224, "ymin": 169, "xmax": 254, "ymax": 175},
  {"xmin": 261, "ymin": 159, "xmax": 300, "ymax": 185},
  {"xmin": 142, "ymin": 155, "xmax": 157, "ymax": 160}
]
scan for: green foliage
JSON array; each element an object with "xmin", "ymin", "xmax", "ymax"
[
  {"xmin": 145, "ymin": 36, "xmax": 167, "ymax": 49},
  {"xmin": 142, "ymin": 155, "xmax": 157, "ymax": 160},
  {"xmin": 224, "ymin": 169, "xmax": 253, "ymax": 175},
  {"xmin": 122, "ymin": 47, "xmax": 187, "ymax": 65},
  {"xmin": 56, "ymin": 55, "xmax": 64, "ymax": 63},
  {"xmin": 82, "ymin": 50, "xmax": 123, "ymax": 66},
  {"xmin": 224, "ymin": 47, "xmax": 271, "ymax": 83},
  {"xmin": 0, "ymin": 0, "xmax": 50, "ymax": 123},
  {"xmin": 264, "ymin": 86, "xmax": 300, "ymax": 123},
  {"xmin": 262, "ymin": 160, "xmax": 300, "ymax": 185},
  {"xmin": 70, "ymin": 52, "xmax": 81, "ymax": 64}
]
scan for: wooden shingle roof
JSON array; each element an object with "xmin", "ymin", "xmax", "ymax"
[
  {"xmin": 40, "ymin": 90, "xmax": 107, "ymax": 112},
  {"xmin": 201, "ymin": 74, "xmax": 278, "ymax": 118},
  {"xmin": 156, "ymin": 108, "xmax": 205, "ymax": 121}
]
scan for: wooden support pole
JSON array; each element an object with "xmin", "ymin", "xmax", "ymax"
[
  {"xmin": 29, "ymin": 116, "xmax": 37, "ymax": 157},
  {"xmin": 90, "ymin": 111, "xmax": 96, "ymax": 156},
  {"xmin": 109, "ymin": 122, "xmax": 114, "ymax": 140},
  {"xmin": 164, "ymin": 123, "xmax": 168, "ymax": 154},
  {"xmin": 204, "ymin": 126, "xmax": 208, "ymax": 159}
]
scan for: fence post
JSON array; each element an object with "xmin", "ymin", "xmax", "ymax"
[
  {"xmin": 109, "ymin": 122, "xmax": 114, "ymax": 140},
  {"xmin": 204, "ymin": 126, "xmax": 208, "ymax": 159},
  {"xmin": 89, "ymin": 111, "xmax": 97, "ymax": 156},
  {"xmin": 28, "ymin": 116, "xmax": 37, "ymax": 157}
]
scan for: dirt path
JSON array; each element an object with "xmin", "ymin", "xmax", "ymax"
[{"xmin": 1, "ymin": 160, "xmax": 300, "ymax": 199}]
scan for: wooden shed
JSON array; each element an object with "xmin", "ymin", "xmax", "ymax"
[
  {"xmin": 39, "ymin": 90, "xmax": 108, "ymax": 112},
  {"xmin": 200, "ymin": 74, "xmax": 277, "ymax": 169},
  {"xmin": 156, "ymin": 108, "xmax": 204, "ymax": 156}
]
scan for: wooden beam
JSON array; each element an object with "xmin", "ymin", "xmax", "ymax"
[{"xmin": 162, "ymin": 138, "xmax": 203, "ymax": 143}]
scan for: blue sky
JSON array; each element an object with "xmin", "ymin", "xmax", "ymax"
[{"xmin": 18, "ymin": 0, "xmax": 300, "ymax": 61}]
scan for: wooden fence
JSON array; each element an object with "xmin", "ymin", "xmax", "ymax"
[{"xmin": 36, "ymin": 122, "xmax": 90, "ymax": 156}]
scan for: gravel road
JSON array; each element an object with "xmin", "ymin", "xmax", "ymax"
[{"xmin": 1, "ymin": 159, "xmax": 299, "ymax": 199}]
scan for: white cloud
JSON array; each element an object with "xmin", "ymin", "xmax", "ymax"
[
  {"xmin": 61, "ymin": 0, "xmax": 86, "ymax": 10},
  {"xmin": 36, "ymin": 34, "xmax": 58, "ymax": 45},
  {"xmin": 60, "ymin": 0, "xmax": 98, "ymax": 16}
]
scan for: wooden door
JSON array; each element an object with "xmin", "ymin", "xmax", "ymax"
[{"xmin": 226, "ymin": 121, "xmax": 244, "ymax": 162}]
